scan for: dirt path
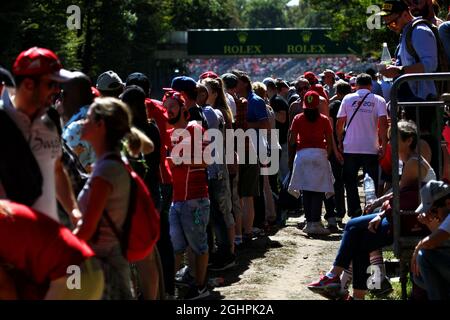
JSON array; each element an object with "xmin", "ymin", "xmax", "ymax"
[{"xmin": 211, "ymin": 216, "xmax": 343, "ymax": 300}]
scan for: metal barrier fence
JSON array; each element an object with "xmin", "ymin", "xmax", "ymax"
[{"xmin": 390, "ymin": 72, "xmax": 450, "ymax": 300}]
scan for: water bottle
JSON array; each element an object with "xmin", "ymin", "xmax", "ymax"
[
  {"xmin": 364, "ymin": 173, "xmax": 377, "ymax": 205},
  {"xmin": 381, "ymin": 42, "xmax": 393, "ymax": 82}
]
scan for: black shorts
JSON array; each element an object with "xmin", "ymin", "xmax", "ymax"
[{"xmin": 238, "ymin": 163, "xmax": 260, "ymax": 197}]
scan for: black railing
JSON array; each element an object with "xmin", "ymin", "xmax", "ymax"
[{"xmin": 390, "ymin": 72, "xmax": 450, "ymax": 256}]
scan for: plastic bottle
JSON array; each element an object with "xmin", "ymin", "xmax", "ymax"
[
  {"xmin": 364, "ymin": 173, "xmax": 377, "ymax": 205},
  {"xmin": 381, "ymin": 42, "xmax": 393, "ymax": 82}
]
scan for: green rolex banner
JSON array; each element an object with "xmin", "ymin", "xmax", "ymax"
[{"xmin": 187, "ymin": 29, "xmax": 359, "ymax": 57}]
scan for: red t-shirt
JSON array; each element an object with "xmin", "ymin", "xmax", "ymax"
[
  {"xmin": 145, "ymin": 98, "xmax": 172, "ymax": 184},
  {"xmin": 0, "ymin": 201, "xmax": 94, "ymax": 299},
  {"xmin": 290, "ymin": 113, "xmax": 332, "ymax": 151},
  {"xmin": 169, "ymin": 123, "xmax": 208, "ymax": 202}
]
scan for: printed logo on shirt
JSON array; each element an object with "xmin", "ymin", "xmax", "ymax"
[
  {"xmin": 351, "ymin": 100, "xmax": 375, "ymax": 113},
  {"xmin": 31, "ymin": 133, "xmax": 61, "ymax": 159}
]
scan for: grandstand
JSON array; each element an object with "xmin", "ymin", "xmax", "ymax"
[{"xmin": 185, "ymin": 57, "xmax": 377, "ymax": 82}]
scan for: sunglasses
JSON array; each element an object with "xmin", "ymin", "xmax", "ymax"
[
  {"xmin": 35, "ymin": 77, "xmax": 59, "ymax": 90},
  {"xmin": 385, "ymin": 15, "xmax": 401, "ymax": 28}
]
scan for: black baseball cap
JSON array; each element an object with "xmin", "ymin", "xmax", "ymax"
[
  {"xmin": 379, "ymin": 0, "xmax": 409, "ymax": 16},
  {"xmin": 221, "ymin": 73, "xmax": 238, "ymax": 89},
  {"xmin": 126, "ymin": 72, "xmax": 151, "ymax": 95}
]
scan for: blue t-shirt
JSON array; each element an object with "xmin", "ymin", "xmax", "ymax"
[
  {"xmin": 396, "ymin": 17, "xmax": 438, "ymax": 100},
  {"xmin": 246, "ymin": 92, "xmax": 268, "ymax": 123},
  {"xmin": 202, "ymin": 106, "xmax": 227, "ymax": 180}
]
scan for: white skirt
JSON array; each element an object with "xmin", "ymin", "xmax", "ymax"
[{"xmin": 288, "ymin": 148, "xmax": 335, "ymax": 198}]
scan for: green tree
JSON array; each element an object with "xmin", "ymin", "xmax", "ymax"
[
  {"xmin": 305, "ymin": 0, "xmax": 397, "ymax": 57},
  {"xmin": 0, "ymin": 0, "xmax": 82, "ymax": 70},
  {"xmin": 169, "ymin": 0, "xmax": 238, "ymax": 30},
  {"xmin": 242, "ymin": 0, "xmax": 289, "ymax": 28}
]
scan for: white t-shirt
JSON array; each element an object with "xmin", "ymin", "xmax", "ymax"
[
  {"xmin": 3, "ymin": 94, "xmax": 62, "ymax": 222},
  {"xmin": 438, "ymin": 214, "xmax": 450, "ymax": 234},
  {"xmin": 337, "ymin": 89, "xmax": 387, "ymax": 155}
]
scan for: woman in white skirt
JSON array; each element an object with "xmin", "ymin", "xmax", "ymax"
[{"xmin": 288, "ymin": 90, "xmax": 341, "ymax": 235}]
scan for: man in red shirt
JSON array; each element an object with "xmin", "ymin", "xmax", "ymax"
[
  {"xmin": 0, "ymin": 200, "xmax": 103, "ymax": 299},
  {"xmin": 163, "ymin": 90, "xmax": 210, "ymax": 300}
]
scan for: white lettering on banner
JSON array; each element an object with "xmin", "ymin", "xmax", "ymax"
[
  {"xmin": 169, "ymin": 129, "xmax": 280, "ymax": 175},
  {"xmin": 66, "ymin": 5, "xmax": 81, "ymax": 30},
  {"xmin": 66, "ymin": 265, "xmax": 81, "ymax": 290}
]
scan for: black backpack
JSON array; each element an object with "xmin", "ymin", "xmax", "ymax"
[
  {"xmin": 404, "ymin": 18, "xmax": 450, "ymax": 96},
  {"xmin": 0, "ymin": 102, "xmax": 43, "ymax": 206}
]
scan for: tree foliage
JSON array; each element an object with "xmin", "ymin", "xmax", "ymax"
[
  {"xmin": 1, "ymin": 0, "xmax": 447, "ymax": 79},
  {"xmin": 242, "ymin": 0, "xmax": 289, "ymax": 28},
  {"xmin": 304, "ymin": 0, "xmax": 398, "ymax": 57}
]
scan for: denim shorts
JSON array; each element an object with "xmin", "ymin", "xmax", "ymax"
[
  {"xmin": 209, "ymin": 176, "xmax": 234, "ymax": 228},
  {"xmin": 169, "ymin": 198, "xmax": 210, "ymax": 255}
]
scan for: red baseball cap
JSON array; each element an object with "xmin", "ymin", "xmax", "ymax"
[
  {"xmin": 199, "ymin": 71, "xmax": 219, "ymax": 80},
  {"xmin": 303, "ymin": 90, "xmax": 320, "ymax": 109},
  {"xmin": 162, "ymin": 89, "xmax": 186, "ymax": 106},
  {"xmin": 336, "ymin": 71, "xmax": 345, "ymax": 79},
  {"xmin": 12, "ymin": 47, "xmax": 74, "ymax": 81},
  {"xmin": 310, "ymin": 84, "xmax": 329, "ymax": 101},
  {"xmin": 304, "ymin": 71, "xmax": 318, "ymax": 85}
]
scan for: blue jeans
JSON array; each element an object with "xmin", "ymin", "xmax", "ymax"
[
  {"xmin": 414, "ymin": 248, "xmax": 450, "ymax": 300},
  {"xmin": 208, "ymin": 175, "xmax": 234, "ymax": 256},
  {"xmin": 169, "ymin": 198, "xmax": 210, "ymax": 255},
  {"xmin": 334, "ymin": 213, "xmax": 393, "ymax": 290},
  {"xmin": 343, "ymin": 153, "xmax": 379, "ymax": 217}
]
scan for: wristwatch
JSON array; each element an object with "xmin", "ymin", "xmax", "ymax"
[{"xmin": 398, "ymin": 66, "xmax": 405, "ymax": 76}]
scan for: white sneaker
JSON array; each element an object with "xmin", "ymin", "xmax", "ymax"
[{"xmin": 307, "ymin": 222, "xmax": 331, "ymax": 235}]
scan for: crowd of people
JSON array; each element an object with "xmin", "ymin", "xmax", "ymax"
[{"xmin": 1, "ymin": 0, "xmax": 450, "ymax": 301}]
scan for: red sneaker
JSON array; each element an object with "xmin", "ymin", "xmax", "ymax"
[{"xmin": 307, "ymin": 274, "xmax": 341, "ymax": 292}]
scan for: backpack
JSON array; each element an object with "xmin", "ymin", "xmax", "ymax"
[
  {"xmin": 404, "ymin": 18, "xmax": 450, "ymax": 96},
  {"xmin": 0, "ymin": 102, "xmax": 43, "ymax": 206},
  {"xmin": 97, "ymin": 154, "xmax": 160, "ymax": 262}
]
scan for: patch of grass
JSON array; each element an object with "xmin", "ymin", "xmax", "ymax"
[
  {"xmin": 390, "ymin": 277, "xmax": 412, "ymax": 300},
  {"xmin": 366, "ymin": 277, "xmax": 412, "ymax": 300},
  {"xmin": 383, "ymin": 250, "xmax": 396, "ymax": 260}
]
